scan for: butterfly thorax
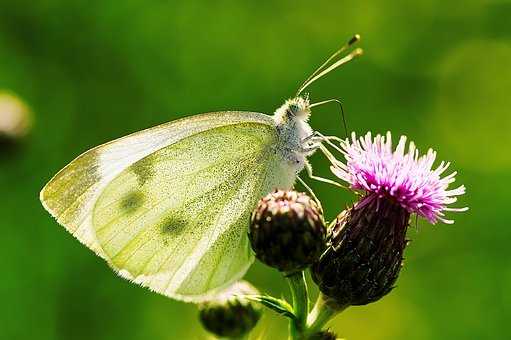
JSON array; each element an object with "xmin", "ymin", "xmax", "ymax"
[{"xmin": 273, "ymin": 96, "xmax": 314, "ymax": 174}]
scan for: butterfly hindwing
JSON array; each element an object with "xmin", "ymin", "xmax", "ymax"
[
  {"xmin": 41, "ymin": 111, "xmax": 296, "ymax": 301},
  {"xmin": 94, "ymin": 122, "xmax": 280, "ymax": 300}
]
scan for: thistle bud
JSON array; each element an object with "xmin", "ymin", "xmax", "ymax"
[
  {"xmin": 199, "ymin": 281, "xmax": 262, "ymax": 338},
  {"xmin": 312, "ymin": 197, "xmax": 410, "ymax": 309},
  {"xmin": 249, "ymin": 190, "xmax": 326, "ymax": 273}
]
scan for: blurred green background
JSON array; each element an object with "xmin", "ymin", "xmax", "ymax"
[{"xmin": 1, "ymin": 0, "xmax": 509, "ymax": 339}]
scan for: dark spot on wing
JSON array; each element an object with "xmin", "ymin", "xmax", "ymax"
[
  {"xmin": 131, "ymin": 158, "xmax": 154, "ymax": 186},
  {"xmin": 120, "ymin": 191, "xmax": 144, "ymax": 213},
  {"xmin": 159, "ymin": 215, "xmax": 188, "ymax": 245},
  {"xmin": 160, "ymin": 216, "xmax": 188, "ymax": 235}
]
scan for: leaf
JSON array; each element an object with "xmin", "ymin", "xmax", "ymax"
[{"xmin": 245, "ymin": 294, "xmax": 296, "ymax": 320}]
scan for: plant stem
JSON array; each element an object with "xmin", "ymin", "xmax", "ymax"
[
  {"xmin": 286, "ymin": 271, "xmax": 308, "ymax": 339},
  {"xmin": 306, "ymin": 293, "xmax": 346, "ymax": 334}
]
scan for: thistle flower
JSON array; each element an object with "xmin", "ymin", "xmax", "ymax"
[
  {"xmin": 331, "ymin": 132, "xmax": 467, "ymax": 224},
  {"xmin": 249, "ymin": 190, "xmax": 326, "ymax": 274},
  {"xmin": 198, "ymin": 281, "xmax": 262, "ymax": 338},
  {"xmin": 312, "ymin": 132, "xmax": 467, "ymax": 309}
]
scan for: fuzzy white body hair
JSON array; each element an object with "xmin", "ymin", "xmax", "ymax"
[{"xmin": 272, "ymin": 96, "xmax": 314, "ymax": 174}]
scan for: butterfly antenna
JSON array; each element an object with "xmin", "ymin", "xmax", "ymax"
[
  {"xmin": 296, "ymin": 35, "xmax": 363, "ymax": 96},
  {"xmin": 310, "ymin": 99, "xmax": 348, "ymax": 137},
  {"xmin": 300, "ymin": 35, "xmax": 359, "ymax": 89}
]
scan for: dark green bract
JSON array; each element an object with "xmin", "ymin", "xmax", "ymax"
[{"xmin": 312, "ymin": 197, "xmax": 410, "ymax": 308}]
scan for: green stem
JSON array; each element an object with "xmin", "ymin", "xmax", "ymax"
[
  {"xmin": 306, "ymin": 293, "xmax": 347, "ymax": 334},
  {"xmin": 286, "ymin": 271, "xmax": 309, "ymax": 339}
]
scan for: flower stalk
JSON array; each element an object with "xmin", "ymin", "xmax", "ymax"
[
  {"xmin": 306, "ymin": 294, "xmax": 346, "ymax": 334},
  {"xmin": 286, "ymin": 271, "xmax": 309, "ymax": 339}
]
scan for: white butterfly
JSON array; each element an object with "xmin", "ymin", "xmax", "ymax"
[{"xmin": 40, "ymin": 36, "xmax": 362, "ymax": 302}]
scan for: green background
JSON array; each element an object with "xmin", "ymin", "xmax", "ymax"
[{"xmin": 1, "ymin": 0, "xmax": 509, "ymax": 339}]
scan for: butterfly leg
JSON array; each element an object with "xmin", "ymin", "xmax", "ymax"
[
  {"xmin": 301, "ymin": 134, "xmax": 342, "ymax": 154},
  {"xmin": 297, "ymin": 175, "xmax": 323, "ymax": 213},
  {"xmin": 300, "ymin": 132, "xmax": 348, "ymax": 189},
  {"xmin": 303, "ymin": 132, "xmax": 345, "ymax": 155},
  {"xmin": 304, "ymin": 159, "xmax": 347, "ymax": 189},
  {"xmin": 303, "ymin": 131, "xmax": 344, "ymax": 143}
]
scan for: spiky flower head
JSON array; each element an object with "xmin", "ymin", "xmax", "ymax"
[
  {"xmin": 249, "ymin": 190, "xmax": 326, "ymax": 274},
  {"xmin": 312, "ymin": 132, "xmax": 467, "ymax": 309},
  {"xmin": 331, "ymin": 132, "xmax": 467, "ymax": 224},
  {"xmin": 198, "ymin": 281, "xmax": 262, "ymax": 338}
]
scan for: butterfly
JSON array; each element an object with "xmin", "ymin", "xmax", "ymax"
[{"xmin": 40, "ymin": 35, "xmax": 362, "ymax": 302}]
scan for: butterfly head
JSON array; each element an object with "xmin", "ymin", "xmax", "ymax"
[{"xmin": 274, "ymin": 96, "xmax": 311, "ymax": 124}]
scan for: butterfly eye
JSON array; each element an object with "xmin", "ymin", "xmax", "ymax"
[{"xmin": 287, "ymin": 104, "xmax": 299, "ymax": 116}]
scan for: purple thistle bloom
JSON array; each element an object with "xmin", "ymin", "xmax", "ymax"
[{"xmin": 331, "ymin": 132, "xmax": 467, "ymax": 224}]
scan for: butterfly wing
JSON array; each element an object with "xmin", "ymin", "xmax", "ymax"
[{"xmin": 41, "ymin": 111, "xmax": 296, "ymax": 301}]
